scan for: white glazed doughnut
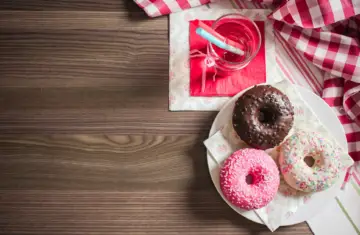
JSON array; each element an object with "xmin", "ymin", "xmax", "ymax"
[{"xmin": 279, "ymin": 130, "xmax": 342, "ymax": 192}]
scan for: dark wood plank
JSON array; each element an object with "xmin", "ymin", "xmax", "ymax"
[
  {"xmin": 0, "ymin": 11, "xmax": 163, "ymax": 31},
  {"xmin": 0, "ymin": 0, "xmax": 141, "ymax": 12},
  {"xmin": 0, "ymin": 135, "xmax": 311, "ymax": 234},
  {"xmin": 0, "ymin": 190, "xmax": 311, "ymax": 235},
  {"xmin": 0, "ymin": 134, "xmax": 211, "ymax": 190},
  {"xmin": 0, "ymin": 9, "xmax": 214, "ymax": 134}
]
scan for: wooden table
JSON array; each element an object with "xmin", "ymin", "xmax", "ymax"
[{"xmin": 0, "ymin": 1, "xmax": 311, "ymax": 234}]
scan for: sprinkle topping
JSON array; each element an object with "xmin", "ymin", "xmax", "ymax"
[
  {"xmin": 279, "ymin": 130, "xmax": 342, "ymax": 192},
  {"xmin": 220, "ymin": 148, "xmax": 280, "ymax": 210}
]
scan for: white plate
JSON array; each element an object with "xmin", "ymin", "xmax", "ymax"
[{"xmin": 207, "ymin": 85, "xmax": 347, "ymax": 226}]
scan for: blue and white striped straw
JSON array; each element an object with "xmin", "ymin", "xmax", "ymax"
[{"xmin": 195, "ymin": 27, "xmax": 245, "ymax": 56}]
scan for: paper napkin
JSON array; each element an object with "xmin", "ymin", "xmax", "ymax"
[
  {"xmin": 189, "ymin": 20, "xmax": 266, "ymax": 97},
  {"xmin": 169, "ymin": 7, "xmax": 277, "ymax": 110}
]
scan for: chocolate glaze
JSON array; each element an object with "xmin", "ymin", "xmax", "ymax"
[{"xmin": 232, "ymin": 85, "xmax": 294, "ymax": 150}]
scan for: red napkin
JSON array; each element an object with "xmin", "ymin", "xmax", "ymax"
[{"xmin": 189, "ymin": 20, "xmax": 266, "ymax": 97}]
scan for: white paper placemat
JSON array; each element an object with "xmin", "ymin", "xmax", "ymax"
[
  {"xmin": 169, "ymin": 3, "xmax": 278, "ymax": 110},
  {"xmin": 308, "ymin": 169, "xmax": 360, "ymax": 235}
]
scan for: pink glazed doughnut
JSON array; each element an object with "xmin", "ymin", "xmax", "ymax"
[{"xmin": 220, "ymin": 148, "xmax": 280, "ymax": 210}]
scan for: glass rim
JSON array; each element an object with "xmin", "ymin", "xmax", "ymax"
[{"xmin": 208, "ymin": 13, "xmax": 262, "ymax": 66}]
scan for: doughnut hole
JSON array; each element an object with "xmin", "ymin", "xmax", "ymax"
[
  {"xmin": 246, "ymin": 168, "xmax": 264, "ymax": 185},
  {"xmin": 246, "ymin": 174, "xmax": 254, "ymax": 185},
  {"xmin": 258, "ymin": 106, "xmax": 278, "ymax": 124},
  {"xmin": 304, "ymin": 156, "xmax": 315, "ymax": 167}
]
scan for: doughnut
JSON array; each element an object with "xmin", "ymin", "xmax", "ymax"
[
  {"xmin": 220, "ymin": 148, "xmax": 280, "ymax": 210},
  {"xmin": 279, "ymin": 130, "xmax": 342, "ymax": 192},
  {"xmin": 232, "ymin": 85, "xmax": 294, "ymax": 150}
]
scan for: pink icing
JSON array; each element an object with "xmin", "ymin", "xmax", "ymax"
[{"xmin": 220, "ymin": 148, "xmax": 280, "ymax": 210}]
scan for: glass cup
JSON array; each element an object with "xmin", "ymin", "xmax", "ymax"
[{"xmin": 208, "ymin": 13, "xmax": 262, "ymax": 75}]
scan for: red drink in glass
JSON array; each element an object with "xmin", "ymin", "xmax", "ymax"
[{"xmin": 208, "ymin": 14, "xmax": 261, "ymax": 75}]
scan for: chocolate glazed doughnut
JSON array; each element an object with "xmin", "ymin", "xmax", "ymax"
[{"xmin": 232, "ymin": 85, "xmax": 294, "ymax": 150}]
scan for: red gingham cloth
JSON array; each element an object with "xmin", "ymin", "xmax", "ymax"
[{"xmin": 134, "ymin": 0, "xmax": 360, "ymax": 161}]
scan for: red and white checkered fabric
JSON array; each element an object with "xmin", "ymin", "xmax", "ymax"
[
  {"xmin": 134, "ymin": 0, "xmax": 213, "ymax": 17},
  {"xmin": 134, "ymin": 0, "xmax": 360, "ymax": 161},
  {"xmin": 323, "ymin": 74, "xmax": 360, "ymax": 161}
]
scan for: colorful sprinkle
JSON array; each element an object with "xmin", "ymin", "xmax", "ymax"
[{"xmin": 279, "ymin": 130, "xmax": 341, "ymax": 192}]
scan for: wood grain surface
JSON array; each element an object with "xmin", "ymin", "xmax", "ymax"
[{"xmin": 0, "ymin": 1, "xmax": 312, "ymax": 234}]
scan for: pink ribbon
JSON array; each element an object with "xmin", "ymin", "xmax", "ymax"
[{"xmin": 190, "ymin": 49, "xmax": 218, "ymax": 92}]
